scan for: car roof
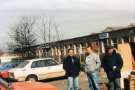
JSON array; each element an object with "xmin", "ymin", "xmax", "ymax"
[{"xmin": 27, "ymin": 58, "xmax": 53, "ymax": 62}]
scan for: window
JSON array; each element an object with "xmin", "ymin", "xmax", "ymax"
[
  {"xmin": 123, "ymin": 37, "xmax": 129, "ymax": 43},
  {"xmin": 45, "ymin": 59, "xmax": 58, "ymax": 66},
  {"xmin": 17, "ymin": 61, "xmax": 29, "ymax": 68},
  {"xmin": 31, "ymin": 60, "xmax": 46, "ymax": 68}
]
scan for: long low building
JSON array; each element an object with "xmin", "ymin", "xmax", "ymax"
[{"xmin": 34, "ymin": 24, "xmax": 135, "ymax": 61}]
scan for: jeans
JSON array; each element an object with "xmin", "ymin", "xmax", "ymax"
[
  {"xmin": 87, "ymin": 71, "xmax": 100, "ymax": 90},
  {"xmin": 109, "ymin": 78, "xmax": 121, "ymax": 90},
  {"xmin": 67, "ymin": 77, "xmax": 79, "ymax": 90}
]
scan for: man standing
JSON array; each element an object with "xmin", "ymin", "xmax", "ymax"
[
  {"xmin": 102, "ymin": 46, "xmax": 123, "ymax": 90},
  {"xmin": 63, "ymin": 48, "xmax": 81, "ymax": 90},
  {"xmin": 85, "ymin": 45, "xmax": 101, "ymax": 90}
]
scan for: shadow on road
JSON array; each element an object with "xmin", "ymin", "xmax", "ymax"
[{"xmin": 40, "ymin": 76, "xmax": 66, "ymax": 82}]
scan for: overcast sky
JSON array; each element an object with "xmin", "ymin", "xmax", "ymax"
[{"xmin": 0, "ymin": 0, "xmax": 135, "ymax": 51}]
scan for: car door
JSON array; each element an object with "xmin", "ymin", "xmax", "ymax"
[
  {"xmin": 45, "ymin": 59, "xmax": 65, "ymax": 78},
  {"xmin": 31, "ymin": 60, "xmax": 49, "ymax": 80}
]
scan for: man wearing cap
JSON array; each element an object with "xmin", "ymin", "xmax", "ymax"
[{"xmin": 102, "ymin": 45, "xmax": 123, "ymax": 90}]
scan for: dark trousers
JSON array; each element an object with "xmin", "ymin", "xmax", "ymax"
[{"xmin": 109, "ymin": 78, "xmax": 121, "ymax": 90}]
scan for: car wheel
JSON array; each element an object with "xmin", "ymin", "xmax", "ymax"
[{"xmin": 26, "ymin": 75, "xmax": 38, "ymax": 82}]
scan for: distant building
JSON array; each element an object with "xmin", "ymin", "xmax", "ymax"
[{"xmin": 0, "ymin": 53, "xmax": 20, "ymax": 63}]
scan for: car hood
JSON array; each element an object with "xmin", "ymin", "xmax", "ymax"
[{"xmin": 12, "ymin": 82, "xmax": 58, "ymax": 90}]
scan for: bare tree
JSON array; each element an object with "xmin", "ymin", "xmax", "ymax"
[
  {"xmin": 54, "ymin": 24, "xmax": 61, "ymax": 41},
  {"xmin": 8, "ymin": 16, "xmax": 37, "ymax": 58},
  {"xmin": 38, "ymin": 16, "xmax": 63, "ymax": 57},
  {"xmin": 39, "ymin": 17, "xmax": 62, "ymax": 43},
  {"xmin": 39, "ymin": 17, "xmax": 47, "ymax": 44}
]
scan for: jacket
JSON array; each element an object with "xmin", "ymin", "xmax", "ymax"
[
  {"xmin": 63, "ymin": 56, "xmax": 81, "ymax": 77},
  {"xmin": 85, "ymin": 53, "xmax": 101, "ymax": 73},
  {"xmin": 102, "ymin": 50, "xmax": 123, "ymax": 80}
]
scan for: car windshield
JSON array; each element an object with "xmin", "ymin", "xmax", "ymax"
[{"xmin": 17, "ymin": 61, "xmax": 29, "ymax": 68}]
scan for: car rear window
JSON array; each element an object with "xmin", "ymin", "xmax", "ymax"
[
  {"xmin": 17, "ymin": 61, "xmax": 29, "ymax": 68},
  {"xmin": 45, "ymin": 59, "xmax": 58, "ymax": 66},
  {"xmin": 31, "ymin": 60, "xmax": 46, "ymax": 68}
]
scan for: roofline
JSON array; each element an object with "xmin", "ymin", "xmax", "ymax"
[
  {"xmin": 34, "ymin": 25, "xmax": 135, "ymax": 47},
  {"xmin": 27, "ymin": 58, "xmax": 52, "ymax": 61},
  {"xmin": 103, "ymin": 26, "xmax": 135, "ymax": 33}
]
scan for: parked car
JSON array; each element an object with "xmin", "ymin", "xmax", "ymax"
[
  {"xmin": 0, "ymin": 62, "xmax": 18, "ymax": 72},
  {"xmin": 9, "ymin": 58, "xmax": 65, "ymax": 81}
]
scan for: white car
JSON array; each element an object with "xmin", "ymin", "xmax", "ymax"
[{"xmin": 9, "ymin": 58, "xmax": 65, "ymax": 81}]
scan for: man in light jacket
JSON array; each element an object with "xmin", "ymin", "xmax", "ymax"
[{"xmin": 85, "ymin": 45, "xmax": 101, "ymax": 90}]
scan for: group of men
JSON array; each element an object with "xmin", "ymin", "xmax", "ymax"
[{"xmin": 63, "ymin": 44, "xmax": 123, "ymax": 90}]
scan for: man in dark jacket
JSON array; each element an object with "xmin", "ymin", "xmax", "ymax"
[
  {"xmin": 102, "ymin": 46, "xmax": 123, "ymax": 90},
  {"xmin": 63, "ymin": 48, "xmax": 81, "ymax": 90}
]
